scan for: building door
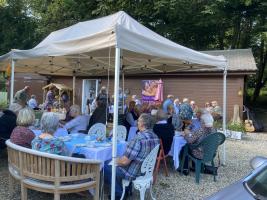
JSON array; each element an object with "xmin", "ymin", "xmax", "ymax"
[{"xmin": 81, "ymin": 79, "xmax": 99, "ymax": 114}]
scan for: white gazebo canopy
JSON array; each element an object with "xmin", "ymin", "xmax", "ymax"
[
  {"xmin": 0, "ymin": 11, "xmax": 228, "ymax": 200},
  {"xmin": 0, "ymin": 11, "xmax": 226, "ymax": 76}
]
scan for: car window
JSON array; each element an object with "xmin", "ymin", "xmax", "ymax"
[{"xmin": 246, "ymin": 165, "xmax": 267, "ymax": 199}]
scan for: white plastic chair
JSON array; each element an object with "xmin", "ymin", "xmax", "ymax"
[
  {"xmin": 120, "ymin": 144, "xmax": 160, "ymax": 200},
  {"xmin": 110, "ymin": 125, "xmax": 127, "ymax": 141},
  {"xmin": 88, "ymin": 123, "xmax": 106, "ymax": 139}
]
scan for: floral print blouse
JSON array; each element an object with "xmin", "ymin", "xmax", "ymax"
[{"xmin": 31, "ymin": 133, "xmax": 66, "ymax": 156}]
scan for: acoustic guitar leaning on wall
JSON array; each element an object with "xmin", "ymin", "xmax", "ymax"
[{"xmin": 244, "ymin": 106, "xmax": 255, "ymax": 132}]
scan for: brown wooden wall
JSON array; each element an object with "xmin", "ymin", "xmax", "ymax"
[
  {"xmin": 12, "ymin": 73, "xmax": 48, "ymax": 104},
  {"xmin": 52, "ymin": 75, "xmax": 244, "ymax": 121}
]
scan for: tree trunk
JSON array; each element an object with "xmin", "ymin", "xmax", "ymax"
[{"xmin": 252, "ymin": 35, "xmax": 267, "ymax": 103}]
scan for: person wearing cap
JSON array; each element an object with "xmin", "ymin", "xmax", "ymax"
[
  {"xmin": 13, "ymin": 86, "xmax": 30, "ymax": 106},
  {"xmin": 162, "ymin": 94, "xmax": 174, "ymax": 113}
]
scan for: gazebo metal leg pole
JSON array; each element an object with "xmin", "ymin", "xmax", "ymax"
[
  {"xmin": 111, "ymin": 47, "xmax": 121, "ymax": 200},
  {"xmin": 10, "ymin": 59, "xmax": 15, "ymax": 104},
  {"xmin": 222, "ymin": 67, "xmax": 227, "ymax": 165},
  {"xmin": 72, "ymin": 72, "xmax": 76, "ymax": 104},
  {"xmin": 122, "ymin": 72, "xmax": 125, "ymax": 114}
]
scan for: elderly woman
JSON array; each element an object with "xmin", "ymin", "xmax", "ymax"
[
  {"xmin": 153, "ymin": 109, "xmax": 174, "ymax": 154},
  {"xmin": 32, "ymin": 112, "xmax": 66, "ymax": 155},
  {"xmin": 183, "ymin": 111, "xmax": 215, "ymax": 159},
  {"xmin": 0, "ymin": 103, "xmax": 23, "ymax": 150},
  {"xmin": 10, "ymin": 107, "xmax": 35, "ymax": 148},
  {"xmin": 64, "ymin": 105, "xmax": 88, "ymax": 134},
  {"xmin": 88, "ymin": 100, "xmax": 107, "ymax": 130}
]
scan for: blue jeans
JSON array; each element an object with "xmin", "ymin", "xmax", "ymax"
[{"xmin": 104, "ymin": 162, "xmax": 125, "ymax": 197}]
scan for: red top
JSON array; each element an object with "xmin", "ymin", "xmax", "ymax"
[{"xmin": 10, "ymin": 126, "xmax": 35, "ymax": 148}]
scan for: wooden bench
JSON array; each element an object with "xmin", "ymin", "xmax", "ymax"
[{"xmin": 6, "ymin": 140, "xmax": 101, "ymax": 200}]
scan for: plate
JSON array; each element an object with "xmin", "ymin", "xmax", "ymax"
[
  {"xmin": 60, "ymin": 136, "xmax": 71, "ymax": 142},
  {"xmin": 94, "ymin": 142, "xmax": 112, "ymax": 147},
  {"xmin": 75, "ymin": 143, "xmax": 86, "ymax": 147}
]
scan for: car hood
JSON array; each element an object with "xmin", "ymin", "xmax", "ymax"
[{"xmin": 205, "ymin": 180, "xmax": 254, "ymax": 200}]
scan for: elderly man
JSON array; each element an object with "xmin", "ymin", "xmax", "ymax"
[
  {"xmin": 13, "ymin": 86, "xmax": 30, "ymax": 106},
  {"xmin": 28, "ymin": 95, "xmax": 38, "ymax": 110},
  {"xmin": 104, "ymin": 113, "xmax": 159, "ymax": 200},
  {"xmin": 162, "ymin": 94, "xmax": 174, "ymax": 113}
]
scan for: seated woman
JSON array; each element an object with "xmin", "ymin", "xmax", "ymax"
[
  {"xmin": 182, "ymin": 111, "xmax": 215, "ymax": 159},
  {"xmin": 125, "ymin": 101, "xmax": 139, "ymax": 132},
  {"xmin": 32, "ymin": 112, "xmax": 66, "ymax": 155},
  {"xmin": 63, "ymin": 105, "xmax": 88, "ymax": 134},
  {"xmin": 88, "ymin": 100, "xmax": 107, "ymax": 130},
  {"xmin": 10, "ymin": 107, "xmax": 35, "ymax": 148},
  {"xmin": 153, "ymin": 109, "xmax": 174, "ymax": 155}
]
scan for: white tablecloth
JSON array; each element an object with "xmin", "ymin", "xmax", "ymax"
[
  {"xmin": 32, "ymin": 128, "xmax": 68, "ymax": 137},
  {"xmin": 64, "ymin": 134, "xmax": 127, "ymax": 167},
  {"xmin": 168, "ymin": 134, "xmax": 187, "ymax": 169},
  {"xmin": 127, "ymin": 126, "xmax": 138, "ymax": 141}
]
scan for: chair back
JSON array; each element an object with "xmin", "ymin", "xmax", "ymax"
[
  {"xmin": 88, "ymin": 123, "xmax": 106, "ymax": 139},
  {"xmin": 140, "ymin": 144, "xmax": 160, "ymax": 178},
  {"xmin": 199, "ymin": 132, "xmax": 225, "ymax": 163},
  {"xmin": 110, "ymin": 125, "xmax": 127, "ymax": 141}
]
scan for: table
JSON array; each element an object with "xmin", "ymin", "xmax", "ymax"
[
  {"xmin": 64, "ymin": 134, "xmax": 127, "ymax": 167},
  {"xmin": 168, "ymin": 134, "xmax": 187, "ymax": 170},
  {"xmin": 32, "ymin": 128, "xmax": 68, "ymax": 137},
  {"xmin": 127, "ymin": 126, "xmax": 138, "ymax": 141}
]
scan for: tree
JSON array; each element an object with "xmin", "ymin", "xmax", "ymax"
[{"xmin": 0, "ymin": 0, "xmax": 38, "ymax": 55}]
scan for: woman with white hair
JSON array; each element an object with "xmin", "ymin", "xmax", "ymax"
[
  {"xmin": 10, "ymin": 107, "xmax": 35, "ymax": 148},
  {"xmin": 182, "ymin": 111, "xmax": 215, "ymax": 159},
  {"xmin": 63, "ymin": 105, "xmax": 88, "ymax": 134},
  {"xmin": 32, "ymin": 112, "xmax": 66, "ymax": 155}
]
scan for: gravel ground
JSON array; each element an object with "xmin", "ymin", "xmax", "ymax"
[{"xmin": 0, "ymin": 132, "xmax": 266, "ymax": 200}]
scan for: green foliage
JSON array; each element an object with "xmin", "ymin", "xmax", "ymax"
[
  {"xmin": 227, "ymin": 122, "xmax": 246, "ymax": 133},
  {"xmin": 0, "ymin": 0, "xmax": 39, "ymax": 54},
  {"xmin": 0, "ymin": 100, "xmax": 8, "ymax": 110},
  {"xmin": 0, "ymin": 0, "xmax": 266, "ymax": 101},
  {"xmin": 213, "ymin": 120, "xmax": 223, "ymax": 129}
]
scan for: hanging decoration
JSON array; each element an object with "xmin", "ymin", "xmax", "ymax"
[{"xmin": 141, "ymin": 79, "xmax": 163, "ymax": 104}]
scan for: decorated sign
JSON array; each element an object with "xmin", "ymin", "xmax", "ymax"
[{"xmin": 142, "ymin": 79, "xmax": 163, "ymax": 103}]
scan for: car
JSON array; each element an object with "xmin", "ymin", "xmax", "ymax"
[{"xmin": 206, "ymin": 156, "xmax": 267, "ymax": 200}]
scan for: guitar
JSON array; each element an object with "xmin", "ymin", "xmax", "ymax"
[{"xmin": 243, "ymin": 106, "xmax": 255, "ymax": 132}]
